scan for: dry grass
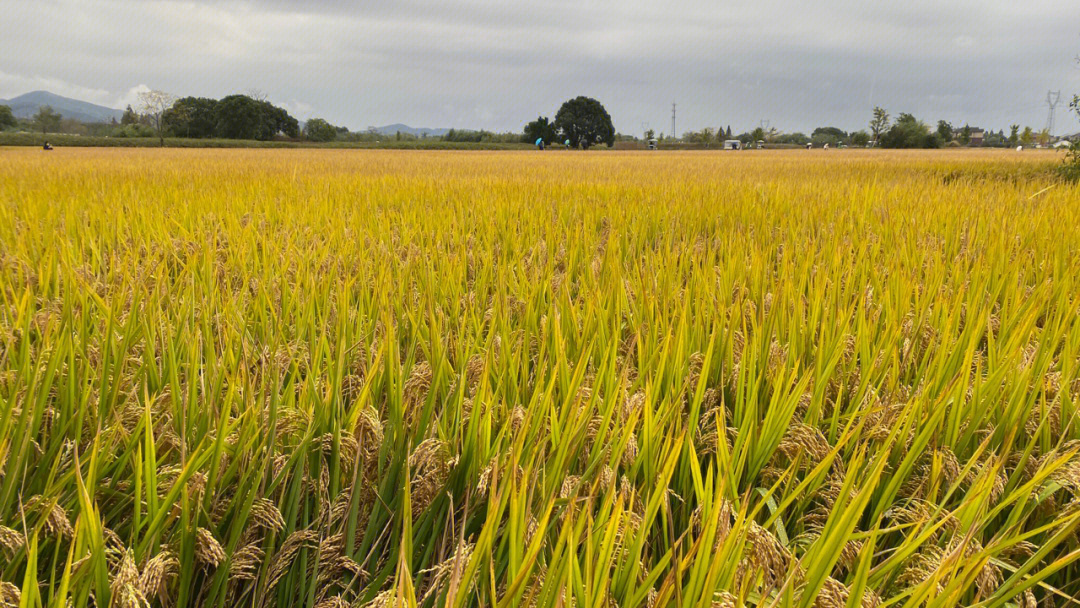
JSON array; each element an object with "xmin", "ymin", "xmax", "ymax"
[{"xmin": 0, "ymin": 147, "xmax": 1078, "ymax": 607}]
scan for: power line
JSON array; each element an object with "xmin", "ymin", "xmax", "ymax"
[
  {"xmin": 1045, "ymin": 91, "xmax": 1061, "ymax": 136},
  {"xmin": 671, "ymin": 102, "xmax": 676, "ymax": 140}
]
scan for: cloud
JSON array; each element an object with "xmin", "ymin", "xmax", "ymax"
[
  {"xmin": 276, "ymin": 99, "xmax": 314, "ymax": 120},
  {"xmin": 115, "ymin": 84, "xmax": 152, "ymax": 110},
  {"xmin": 1, "ymin": 0, "xmax": 1077, "ymax": 134}
]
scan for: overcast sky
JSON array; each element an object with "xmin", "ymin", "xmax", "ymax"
[{"xmin": 2, "ymin": 0, "xmax": 1078, "ymax": 135}]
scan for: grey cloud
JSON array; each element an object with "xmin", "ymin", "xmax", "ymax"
[{"xmin": 2, "ymin": 0, "xmax": 1077, "ymax": 134}]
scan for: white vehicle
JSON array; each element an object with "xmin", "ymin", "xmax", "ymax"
[{"xmin": 722, "ymin": 140, "xmax": 742, "ymax": 150}]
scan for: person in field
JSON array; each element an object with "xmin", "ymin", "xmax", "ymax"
[
  {"xmin": 535, "ymin": 137, "xmax": 545, "ymax": 150},
  {"xmin": 43, "ymin": 141, "xmax": 53, "ymax": 150}
]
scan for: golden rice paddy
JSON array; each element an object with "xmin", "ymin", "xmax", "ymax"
[{"xmin": 1, "ymin": 148, "xmax": 1079, "ymax": 607}]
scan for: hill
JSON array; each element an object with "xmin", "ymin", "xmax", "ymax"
[
  {"xmin": 372, "ymin": 123, "xmax": 449, "ymax": 137},
  {"xmin": 0, "ymin": 90, "xmax": 123, "ymax": 123}
]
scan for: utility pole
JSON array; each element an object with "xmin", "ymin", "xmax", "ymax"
[
  {"xmin": 671, "ymin": 102, "xmax": 676, "ymax": 141},
  {"xmin": 1045, "ymin": 91, "xmax": 1061, "ymax": 136}
]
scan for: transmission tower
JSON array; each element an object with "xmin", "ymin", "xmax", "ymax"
[
  {"xmin": 671, "ymin": 103, "xmax": 676, "ymax": 140},
  {"xmin": 1045, "ymin": 91, "xmax": 1061, "ymax": 136}
]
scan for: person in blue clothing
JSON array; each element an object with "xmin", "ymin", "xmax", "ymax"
[
  {"xmin": 535, "ymin": 137, "xmax": 545, "ymax": 150},
  {"xmin": 43, "ymin": 141, "xmax": 53, "ymax": 150}
]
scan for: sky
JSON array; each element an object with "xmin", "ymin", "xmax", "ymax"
[{"xmin": 2, "ymin": 0, "xmax": 1079, "ymax": 136}]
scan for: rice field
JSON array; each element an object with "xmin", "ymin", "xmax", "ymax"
[{"xmin": 1, "ymin": 147, "xmax": 1079, "ymax": 608}]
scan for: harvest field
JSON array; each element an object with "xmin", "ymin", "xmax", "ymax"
[{"xmin": 2, "ymin": 148, "xmax": 1080, "ymax": 607}]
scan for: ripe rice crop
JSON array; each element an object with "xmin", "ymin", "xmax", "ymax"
[{"xmin": 1, "ymin": 147, "xmax": 1079, "ymax": 607}]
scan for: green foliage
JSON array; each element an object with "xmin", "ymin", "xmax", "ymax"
[
  {"xmin": 111, "ymin": 123, "xmax": 156, "ymax": 138},
  {"xmin": 1020, "ymin": 126, "xmax": 1035, "ymax": 147},
  {"xmin": 811, "ymin": 127, "xmax": 845, "ymax": 147},
  {"xmin": 0, "ymin": 105, "xmax": 15, "ymax": 130},
  {"xmin": 155, "ymin": 95, "xmax": 299, "ymax": 141},
  {"xmin": 303, "ymin": 118, "xmax": 339, "ymax": 142},
  {"xmin": 879, "ymin": 113, "xmax": 940, "ymax": 148},
  {"xmin": 554, "ymin": 96, "xmax": 615, "ymax": 149},
  {"xmin": 214, "ymin": 95, "xmax": 299, "ymax": 140},
  {"xmin": 1062, "ymin": 142, "xmax": 1080, "ymax": 182},
  {"xmin": 936, "ymin": 120, "xmax": 953, "ymax": 143},
  {"xmin": 442, "ymin": 129, "xmax": 521, "ymax": 144},
  {"xmin": 959, "ymin": 124, "xmax": 972, "ymax": 146},
  {"xmin": 682, "ymin": 127, "xmax": 717, "ymax": 144},
  {"xmin": 869, "ymin": 107, "xmax": 889, "ymax": 144},
  {"xmin": 776, "ymin": 132, "xmax": 809, "ymax": 145},
  {"xmin": 121, "ymin": 104, "xmax": 141, "ymax": 126},
  {"xmin": 32, "ymin": 105, "xmax": 62, "ymax": 134},
  {"xmin": 982, "ymin": 129, "xmax": 1007, "ymax": 148},
  {"xmin": 1060, "ymin": 96, "xmax": 1080, "ymax": 182},
  {"xmin": 163, "ymin": 97, "xmax": 219, "ymax": 138},
  {"xmin": 524, "ymin": 116, "xmax": 556, "ymax": 145},
  {"xmin": 850, "ymin": 130, "xmax": 871, "ymax": 147}
]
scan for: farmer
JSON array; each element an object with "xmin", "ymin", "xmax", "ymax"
[
  {"xmin": 564, "ymin": 139, "xmax": 571, "ymax": 149},
  {"xmin": 43, "ymin": 141, "xmax": 53, "ymax": 150},
  {"xmin": 535, "ymin": 137, "xmax": 545, "ymax": 150}
]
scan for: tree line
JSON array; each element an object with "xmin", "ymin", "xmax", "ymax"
[
  {"xmin": 866, "ymin": 107, "xmax": 1061, "ymax": 149},
  {"xmin": 3, "ymin": 90, "xmax": 1076, "ymax": 152},
  {"xmin": 162, "ymin": 95, "xmax": 300, "ymax": 141}
]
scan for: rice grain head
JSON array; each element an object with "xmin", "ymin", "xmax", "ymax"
[{"xmin": 195, "ymin": 527, "xmax": 226, "ymax": 568}]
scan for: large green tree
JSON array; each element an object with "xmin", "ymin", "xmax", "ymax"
[
  {"xmin": 936, "ymin": 120, "xmax": 953, "ymax": 143},
  {"xmin": 811, "ymin": 126, "xmax": 846, "ymax": 147},
  {"xmin": 879, "ymin": 113, "xmax": 939, "ymax": 149},
  {"xmin": 163, "ymin": 97, "xmax": 219, "ymax": 138},
  {"xmin": 214, "ymin": 95, "xmax": 299, "ymax": 140},
  {"xmin": 554, "ymin": 97, "xmax": 614, "ymax": 149},
  {"xmin": 33, "ymin": 105, "xmax": 63, "ymax": 135},
  {"xmin": 303, "ymin": 118, "xmax": 338, "ymax": 142},
  {"xmin": 0, "ymin": 104, "xmax": 15, "ymax": 130},
  {"xmin": 524, "ymin": 116, "xmax": 556, "ymax": 145}
]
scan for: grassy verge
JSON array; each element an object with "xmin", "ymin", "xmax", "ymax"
[{"xmin": 0, "ymin": 131, "xmax": 533, "ymax": 150}]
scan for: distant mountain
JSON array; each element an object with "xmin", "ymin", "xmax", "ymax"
[
  {"xmin": 371, "ymin": 123, "xmax": 449, "ymax": 137},
  {"xmin": 0, "ymin": 91, "xmax": 123, "ymax": 123}
]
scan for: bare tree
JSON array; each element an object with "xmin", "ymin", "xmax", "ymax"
[
  {"xmin": 869, "ymin": 107, "xmax": 889, "ymax": 147},
  {"xmin": 138, "ymin": 90, "xmax": 176, "ymax": 146}
]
